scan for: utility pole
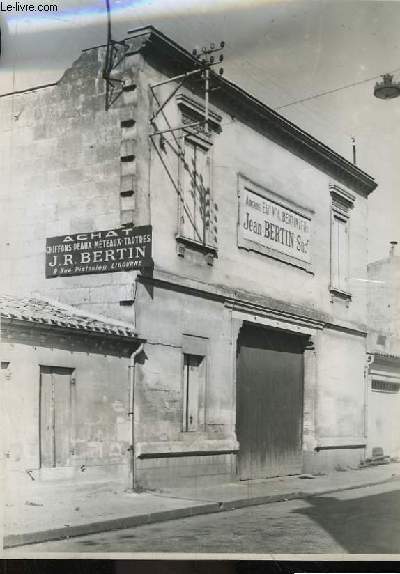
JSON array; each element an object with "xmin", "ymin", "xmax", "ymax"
[
  {"xmin": 149, "ymin": 40, "xmax": 225, "ymax": 139},
  {"xmin": 102, "ymin": 0, "xmax": 127, "ymax": 110},
  {"xmin": 191, "ymin": 42, "xmax": 225, "ymax": 135},
  {"xmin": 148, "ymin": 39, "xmax": 225, "ymax": 246}
]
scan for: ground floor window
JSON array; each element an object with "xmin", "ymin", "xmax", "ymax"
[
  {"xmin": 371, "ymin": 379, "xmax": 400, "ymax": 393},
  {"xmin": 182, "ymin": 354, "xmax": 206, "ymax": 432}
]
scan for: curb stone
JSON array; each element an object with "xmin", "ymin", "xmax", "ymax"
[{"xmin": 4, "ymin": 475, "xmax": 400, "ymax": 549}]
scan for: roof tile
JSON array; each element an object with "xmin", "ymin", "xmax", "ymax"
[{"xmin": 0, "ymin": 294, "xmax": 137, "ymax": 339}]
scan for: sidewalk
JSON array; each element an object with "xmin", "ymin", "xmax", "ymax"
[{"xmin": 3, "ymin": 463, "xmax": 400, "ymax": 549}]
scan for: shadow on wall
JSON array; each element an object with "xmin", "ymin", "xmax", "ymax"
[{"xmin": 292, "ymin": 489, "xmax": 400, "ymax": 553}]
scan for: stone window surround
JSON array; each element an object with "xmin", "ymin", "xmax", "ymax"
[{"xmin": 181, "ymin": 333, "xmax": 209, "ymax": 434}]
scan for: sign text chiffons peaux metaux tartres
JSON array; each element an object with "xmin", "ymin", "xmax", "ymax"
[{"xmin": 45, "ymin": 226, "xmax": 152, "ymax": 278}]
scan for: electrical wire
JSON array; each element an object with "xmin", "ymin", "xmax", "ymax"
[
  {"xmin": 276, "ymin": 66, "xmax": 400, "ymax": 110},
  {"xmin": 233, "ymin": 56, "xmax": 356, "ymax": 149}
]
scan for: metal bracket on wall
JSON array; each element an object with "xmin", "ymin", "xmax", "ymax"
[
  {"xmin": 149, "ymin": 41, "xmax": 225, "ymax": 141},
  {"xmin": 148, "ymin": 41, "xmax": 225, "ymax": 250},
  {"xmin": 102, "ymin": 39, "xmax": 129, "ymax": 110}
]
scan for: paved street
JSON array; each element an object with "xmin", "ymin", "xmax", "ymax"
[{"xmin": 7, "ymin": 481, "xmax": 400, "ymax": 555}]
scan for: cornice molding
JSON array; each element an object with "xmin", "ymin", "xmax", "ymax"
[
  {"xmin": 330, "ymin": 183, "xmax": 356, "ymax": 207},
  {"xmin": 140, "ymin": 268, "xmax": 368, "ymax": 337},
  {"xmin": 176, "ymin": 92, "xmax": 222, "ymax": 133}
]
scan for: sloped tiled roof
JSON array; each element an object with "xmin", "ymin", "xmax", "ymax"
[{"xmin": 0, "ymin": 294, "xmax": 137, "ymax": 339}]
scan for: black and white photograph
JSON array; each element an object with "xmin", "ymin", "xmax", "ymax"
[{"xmin": 1, "ymin": 0, "xmax": 400, "ymax": 558}]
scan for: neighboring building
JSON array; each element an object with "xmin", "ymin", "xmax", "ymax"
[
  {"xmin": 1, "ymin": 295, "xmax": 142, "ymax": 484},
  {"xmin": 1, "ymin": 26, "xmax": 377, "ymax": 490},
  {"xmin": 367, "ymin": 243, "xmax": 400, "ymax": 460}
]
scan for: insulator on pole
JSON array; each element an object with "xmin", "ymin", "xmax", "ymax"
[{"xmin": 219, "ymin": 68, "xmax": 224, "ymax": 76}]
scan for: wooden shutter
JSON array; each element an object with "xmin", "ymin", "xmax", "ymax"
[
  {"xmin": 183, "ymin": 354, "xmax": 204, "ymax": 432},
  {"xmin": 331, "ymin": 214, "xmax": 348, "ymax": 291},
  {"xmin": 182, "ymin": 139, "xmax": 210, "ymax": 243}
]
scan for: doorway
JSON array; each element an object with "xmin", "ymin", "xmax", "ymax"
[
  {"xmin": 236, "ymin": 324, "xmax": 306, "ymax": 479},
  {"xmin": 39, "ymin": 366, "xmax": 74, "ymax": 468}
]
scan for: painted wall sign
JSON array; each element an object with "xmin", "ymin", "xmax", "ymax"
[
  {"xmin": 238, "ymin": 178, "xmax": 312, "ymax": 268},
  {"xmin": 46, "ymin": 225, "xmax": 152, "ymax": 278}
]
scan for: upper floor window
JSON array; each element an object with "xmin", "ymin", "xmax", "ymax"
[
  {"xmin": 331, "ymin": 212, "xmax": 348, "ymax": 291},
  {"xmin": 175, "ymin": 93, "xmax": 220, "ymax": 261},
  {"xmin": 330, "ymin": 184, "xmax": 355, "ymax": 300},
  {"xmin": 180, "ymin": 134, "xmax": 211, "ymax": 246}
]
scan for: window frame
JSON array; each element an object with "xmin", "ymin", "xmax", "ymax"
[
  {"xmin": 177, "ymin": 132, "xmax": 212, "ymax": 248},
  {"xmin": 371, "ymin": 379, "xmax": 400, "ymax": 393},
  {"xmin": 329, "ymin": 184, "xmax": 355, "ymax": 301},
  {"xmin": 175, "ymin": 92, "xmax": 220, "ymax": 261},
  {"xmin": 181, "ymin": 334, "xmax": 208, "ymax": 433},
  {"xmin": 182, "ymin": 353, "xmax": 206, "ymax": 432}
]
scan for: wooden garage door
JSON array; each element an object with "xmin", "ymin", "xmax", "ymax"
[{"xmin": 236, "ymin": 324, "xmax": 305, "ymax": 480}]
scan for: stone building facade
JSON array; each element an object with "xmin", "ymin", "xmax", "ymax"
[
  {"xmin": 1, "ymin": 26, "xmax": 377, "ymax": 489},
  {"xmin": 1, "ymin": 295, "xmax": 142, "ymax": 485}
]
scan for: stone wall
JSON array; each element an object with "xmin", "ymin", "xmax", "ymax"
[
  {"xmin": 0, "ymin": 43, "xmax": 148, "ymax": 324},
  {"xmin": 133, "ymin": 281, "xmax": 237, "ymax": 488}
]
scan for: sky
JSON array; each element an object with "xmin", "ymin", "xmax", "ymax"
[{"xmin": 1, "ymin": 0, "xmax": 399, "ymax": 262}]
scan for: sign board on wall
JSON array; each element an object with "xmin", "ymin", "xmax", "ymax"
[
  {"xmin": 46, "ymin": 225, "xmax": 152, "ymax": 278},
  {"xmin": 238, "ymin": 177, "xmax": 312, "ymax": 270}
]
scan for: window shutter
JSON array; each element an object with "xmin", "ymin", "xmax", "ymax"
[
  {"xmin": 183, "ymin": 354, "xmax": 205, "ymax": 432},
  {"xmin": 181, "ymin": 138, "xmax": 211, "ymax": 245}
]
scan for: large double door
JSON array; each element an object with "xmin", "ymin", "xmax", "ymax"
[{"xmin": 236, "ymin": 324, "xmax": 305, "ymax": 480}]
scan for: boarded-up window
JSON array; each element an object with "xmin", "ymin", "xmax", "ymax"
[
  {"xmin": 181, "ymin": 138, "xmax": 211, "ymax": 245},
  {"xmin": 330, "ymin": 184, "xmax": 354, "ymax": 296},
  {"xmin": 183, "ymin": 354, "xmax": 205, "ymax": 432},
  {"xmin": 331, "ymin": 214, "xmax": 349, "ymax": 292}
]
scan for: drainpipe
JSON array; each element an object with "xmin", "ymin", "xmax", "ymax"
[
  {"xmin": 129, "ymin": 342, "xmax": 144, "ymax": 491},
  {"xmin": 364, "ymin": 353, "xmax": 374, "ymax": 458}
]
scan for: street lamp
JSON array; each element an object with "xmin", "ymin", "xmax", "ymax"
[{"xmin": 374, "ymin": 73, "xmax": 400, "ymax": 99}]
